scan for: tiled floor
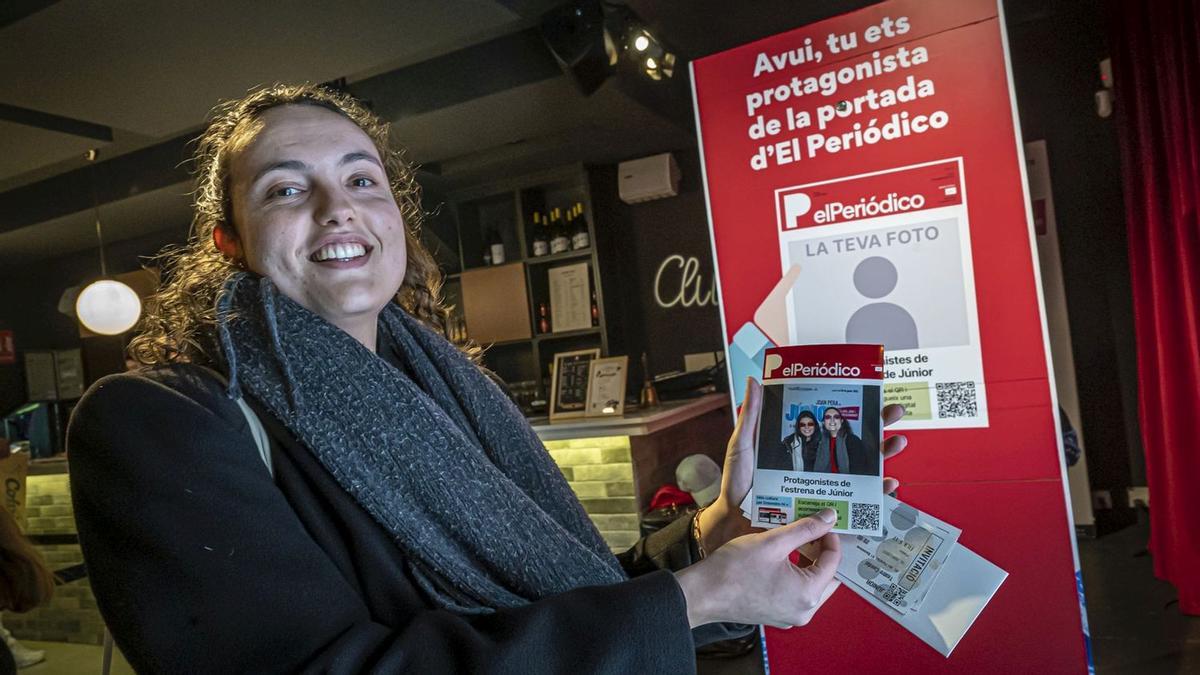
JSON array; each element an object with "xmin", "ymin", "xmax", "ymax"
[
  {"xmin": 15, "ymin": 513, "xmax": 1199, "ymax": 674},
  {"xmin": 1081, "ymin": 512, "xmax": 1200, "ymax": 673},
  {"xmin": 15, "ymin": 640, "xmax": 132, "ymax": 675}
]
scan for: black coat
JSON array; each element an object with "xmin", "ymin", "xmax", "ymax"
[
  {"xmin": 837, "ymin": 432, "xmax": 877, "ymax": 476},
  {"xmin": 68, "ymin": 365, "xmax": 742, "ymax": 673}
]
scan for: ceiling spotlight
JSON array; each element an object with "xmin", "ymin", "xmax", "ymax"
[
  {"xmin": 616, "ymin": 18, "xmax": 675, "ymax": 81},
  {"xmin": 544, "ymin": 1, "xmax": 677, "ymax": 87},
  {"xmin": 644, "ymin": 52, "xmax": 676, "ymax": 81}
]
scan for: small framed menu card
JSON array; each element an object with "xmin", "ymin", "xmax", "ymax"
[
  {"xmin": 549, "ymin": 348, "xmax": 601, "ymax": 422},
  {"xmin": 585, "ymin": 356, "xmax": 628, "ymax": 417}
]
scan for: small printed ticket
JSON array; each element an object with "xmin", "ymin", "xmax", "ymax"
[
  {"xmin": 782, "ymin": 495, "xmax": 1003, "ymax": 657},
  {"xmin": 835, "ymin": 495, "xmax": 961, "ymax": 614}
]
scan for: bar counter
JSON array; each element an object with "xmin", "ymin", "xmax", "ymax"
[{"xmin": 528, "ymin": 393, "xmax": 734, "ymax": 551}]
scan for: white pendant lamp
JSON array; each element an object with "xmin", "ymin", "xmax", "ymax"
[
  {"xmin": 76, "ymin": 150, "xmax": 141, "ymax": 335},
  {"xmin": 76, "ymin": 279, "xmax": 141, "ymax": 335}
]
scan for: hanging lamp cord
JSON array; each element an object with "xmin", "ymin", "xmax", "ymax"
[
  {"xmin": 87, "ymin": 149, "xmax": 108, "ymax": 277},
  {"xmin": 94, "ymin": 215, "xmax": 108, "ymax": 277}
]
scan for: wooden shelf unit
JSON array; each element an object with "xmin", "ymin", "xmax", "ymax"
[{"xmin": 432, "ymin": 164, "xmax": 627, "ymax": 410}]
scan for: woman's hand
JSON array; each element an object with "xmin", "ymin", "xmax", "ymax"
[
  {"xmin": 698, "ymin": 378, "xmax": 909, "ymax": 554},
  {"xmin": 675, "ymin": 509, "xmax": 841, "ymax": 628}
]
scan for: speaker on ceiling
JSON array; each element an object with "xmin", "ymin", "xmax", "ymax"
[{"xmin": 539, "ymin": 0, "xmax": 617, "ymax": 96}]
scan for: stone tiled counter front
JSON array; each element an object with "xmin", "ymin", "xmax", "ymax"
[
  {"xmin": 4, "ymin": 466, "xmax": 107, "ymax": 646},
  {"xmin": 531, "ymin": 394, "xmax": 733, "ymax": 551}
]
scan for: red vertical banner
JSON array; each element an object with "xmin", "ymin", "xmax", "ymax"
[{"xmin": 691, "ymin": 0, "xmax": 1088, "ymax": 672}]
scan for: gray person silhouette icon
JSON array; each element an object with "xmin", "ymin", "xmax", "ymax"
[{"xmin": 845, "ymin": 256, "xmax": 919, "ymax": 349}]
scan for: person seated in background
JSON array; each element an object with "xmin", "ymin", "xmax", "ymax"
[{"xmin": 0, "ymin": 501, "xmax": 55, "ymax": 671}]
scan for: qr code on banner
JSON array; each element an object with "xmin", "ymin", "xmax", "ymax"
[
  {"xmin": 936, "ymin": 381, "xmax": 978, "ymax": 418},
  {"xmin": 851, "ymin": 502, "xmax": 880, "ymax": 532}
]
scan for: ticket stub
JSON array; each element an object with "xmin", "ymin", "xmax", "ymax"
[
  {"xmin": 838, "ymin": 495, "xmax": 960, "ymax": 614},
  {"xmin": 790, "ymin": 496, "xmax": 1003, "ymax": 657},
  {"xmin": 748, "ymin": 494, "xmax": 961, "ymax": 613},
  {"xmin": 752, "ymin": 344, "xmax": 885, "ymax": 535}
]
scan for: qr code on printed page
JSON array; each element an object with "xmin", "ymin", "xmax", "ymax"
[
  {"xmin": 936, "ymin": 381, "xmax": 978, "ymax": 418},
  {"xmin": 851, "ymin": 502, "xmax": 880, "ymax": 532},
  {"xmin": 880, "ymin": 584, "xmax": 908, "ymax": 607}
]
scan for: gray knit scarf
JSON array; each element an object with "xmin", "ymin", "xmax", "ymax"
[{"xmin": 214, "ymin": 273, "xmax": 625, "ymax": 613}]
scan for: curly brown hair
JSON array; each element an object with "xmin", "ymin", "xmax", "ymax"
[{"xmin": 129, "ymin": 83, "xmax": 474, "ymax": 366}]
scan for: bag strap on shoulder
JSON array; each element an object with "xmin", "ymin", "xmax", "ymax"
[{"xmin": 195, "ymin": 366, "xmax": 274, "ymax": 478}]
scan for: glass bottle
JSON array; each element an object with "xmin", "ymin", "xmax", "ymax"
[
  {"xmin": 489, "ymin": 227, "xmax": 505, "ymax": 265},
  {"xmin": 537, "ymin": 302, "xmax": 551, "ymax": 334},
  {"xmin": 532, "ymin": 211, "xmax": 549, "ymax": 257},
  {"xmin": 550, "ymin": 208, "xmax": 570, "ymax": 254},
  {"xmin": 571, "ymin": 203, "xmax": 590, "ymax": 250}
]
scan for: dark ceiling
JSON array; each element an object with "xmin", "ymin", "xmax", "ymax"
[{"xmin": 0, "ymin": 0, "xmax": 899, "ymax": 269}]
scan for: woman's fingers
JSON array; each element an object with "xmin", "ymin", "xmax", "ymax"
[
  {"xmin": 762, "ymin": 510, "xmax": 837, "ymax": 558},
  {"xmin": 793, "ymin": 578, "xmax": 842, "ymax": 627},
  {"xmin": 882, "ymin": 404, "xmax": 906, "ymax": 426},
  {"xmin": 675, "ymin": 510, "xmax": 845, "ymax": 629},
  {"xmin": 731, "ymin": 378, "xmax": 758, "ymax": 445},
  {"xmin": 720, "ymin": 379, "xmax": 758, "ymax": 526},
  {"xmin": 791, "ymin": 533, "xmax": 840, "ymax": 617},
  {"xmin": 881, "ymin": 406, "xmax": 908, "ymax": 485},
  {"xmin": 803, "ymin": 532, "xmax": 841, "ymax": 586},
  {"xmin": 729, "ymin": 377, "xmax": 763, "ymax": 457},
  {"xmin": 735, "ymin": 378, "xmax": 753, "ymax": 426},
  {"xmin": 740, "ymin": 378, "xmax": 763, "ymax": 446},
  {"xmin": 882, "ymin": 433, "xmax": 908, "ymax": 459}
]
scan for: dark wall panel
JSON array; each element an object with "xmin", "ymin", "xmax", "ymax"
[
  {"xmin": 1006, "ymin": 0, "xmax": 1142, "ymax": 531},
  {"xmin": 597, "ymin": 149, "xmax": 725, "ymax": 381}
]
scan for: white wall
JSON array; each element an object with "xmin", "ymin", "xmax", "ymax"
[{"xmin": 1027, "ymin": 140, "xmax": 1095, "ymax": 528}]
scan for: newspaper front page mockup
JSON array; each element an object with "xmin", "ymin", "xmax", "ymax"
[
  {"xmin": 751, "ymin": 344, "xmax": 885, "ymax": 536},
  {"xmin": 774, "ymin": 159, "xmax": 988, "ymax": 429}
]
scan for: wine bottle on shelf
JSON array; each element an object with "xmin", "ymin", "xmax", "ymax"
[
  {"xmin": 531, "ymin": 212, "xmax": 549, "ymax": 257},
  {"xmin": 571, "ymin": 203, "xmax": 590, "ymax": 250},
  {"xmin": 550, "ymin": 207, "xmax": 570, "ymax": 254},
  {"xmin": 537, "ymin": 302, "xmax": 550, "ymax": 334},
  {"xmin": 590, "ymin": 290, "xmax": 599, "ymax": 326},
  {"xmin": 488, "ymin": 226, "xmax": 505, "ymax": 265}
]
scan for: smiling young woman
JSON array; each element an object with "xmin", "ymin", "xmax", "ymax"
[
  {"xmin": 68, "ymin": 83, "xmax": 906, "ymax": 673},
  {"xmin": 215, "ymin": 104, "xmax": 409, "ymax": 349},
  {"xmin": 127, "ymin": 84, "xmax": 461, "ymax": 368}
]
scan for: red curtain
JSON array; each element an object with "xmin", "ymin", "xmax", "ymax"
[{"xmin": 1109, "ymin": 0, "xmax": 1200, "ymax": 615}]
